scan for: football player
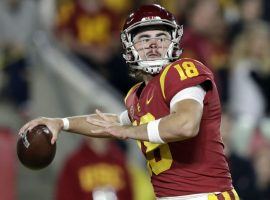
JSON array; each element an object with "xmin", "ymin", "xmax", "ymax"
[{"xmin": 19, "ymin": 4, "xmax": 239, "ymax": 200}]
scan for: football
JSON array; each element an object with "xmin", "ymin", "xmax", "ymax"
[{"xmin": 17, "ymin": 125, "xmax": 56, "ymax": 170}]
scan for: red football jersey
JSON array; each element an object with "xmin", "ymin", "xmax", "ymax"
[
  {"xmin": 55, "ymin": 1, "xmax": 120, "ymax": 46},
  {"xmin": 124, "ymin": 58, "xmax": 233, "ymax": 197},
  {"xmin": 56, "ymin": 141, "xmax": 133, "ymax": 200}
]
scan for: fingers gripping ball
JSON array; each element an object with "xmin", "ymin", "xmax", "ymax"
[{"xmin": 17, "ymin": 125, "xmax": 56, "ymax": 170}]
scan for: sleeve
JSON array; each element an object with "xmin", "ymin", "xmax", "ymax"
[
  {"xmin": 159, "ymin": 58, "xmax": 213, "ymax": 106},
  {"xmin": 170, "ymin": 85, "xmax": 206, "ymax": 109}
]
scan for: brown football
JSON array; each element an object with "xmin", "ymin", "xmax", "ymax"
[{"xmin": 17, "ymin": 125, "xmax": 56, "ymax": 170}]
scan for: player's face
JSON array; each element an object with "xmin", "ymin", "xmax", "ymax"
[{"xmin": 133, "ymin": 29, "xmax": 171, "ymax": 61}]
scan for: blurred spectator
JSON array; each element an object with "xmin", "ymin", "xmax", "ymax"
[
  {"xmin": 228, "ymin": 0, "xmax": 263, "ymax": 43},
  {"xmin": 181, "ymin": 0, "xmax": 230, "ymax": 104},
  {"xmin": 221, "ymin": 112, "xmax": 260, "ymax": 200},
  {"xmin": 229, "ymin": 22, "xmax": 270, "ymax": 157},
  {"xmin": 146, "ymin": 0, "xmax": 189, "ymax": 25},
  {"xmin": 219, "ymin": 0, "xmax": 240, "ymax": 25},
  {"xmin": 54, "ymin": 0, "xmax": 135, "ymax": 94},
  {"xmin": 55, "ymin": 138, "xmax": 134, "ymax": 200},
  {"xmin": 0, "ymin": 0, "xmax": 40, "ymax": 118},
  {"xmin": 103, "ymin": 0, "xmax": 132, "ymax": 16}
]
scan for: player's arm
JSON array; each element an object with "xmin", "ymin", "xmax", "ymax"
[
  {"xmin": 18, "ymin": 112, "xmax": 121, "ymax": 144},
  {"xmin": 87, "ymin": 86, "xmax": 205, "ymax": 143},
  {"xmin": 66, "ymin": 110, "xmax": 131, "ymax": 137},
  {"xmin": 153, "ymin": 98, "xmax": 203, "ymax": 142},
  {"xmin": 63, "ymin": 113, "xmax": 120, "ymax": 138},
  {"xmin": 155, "ymin": 85, "xmax": 205, "ymax": 142},
  {"xmin": 87, "ymin": 99, "xmax": 202, "ymax": 143}
]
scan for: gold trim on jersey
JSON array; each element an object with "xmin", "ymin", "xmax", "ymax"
[
  {"xmin": 157, "ymin": 189, "xmax": 239, "ymax": 200},
  {"xmin": 124, "ymin": 82, "xmax": 142, "ymax": 104},
  {"xmin": 207, "ymin": 189, "xmax": 239, "ymax": 200},
  {"xmin": 232, "ymin": 189, "xmax": 240, "ymax": 200},
  {"xmin": 159, "ymin": 64, "xmax": 172, "ymax": 100}
]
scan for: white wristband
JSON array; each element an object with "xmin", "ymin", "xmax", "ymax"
[
  {"xmin": 119, "ymin": 110, "xmax": 131, "ymax": 125},
  {"xmin": 62, "ymin": 118, "xmax": 69, "ymax": 131},
  {"xmin": 147, "ymin": 119, "xmax": 165, "ymax": 144}
]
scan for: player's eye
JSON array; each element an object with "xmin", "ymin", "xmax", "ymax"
[
  {"xmin": 157, "ymin": 37, "xmax": 164, "ymax": 42},
  {"xmin": 142, "ymin": 38, "xmax": 150, "ymax": 43}
]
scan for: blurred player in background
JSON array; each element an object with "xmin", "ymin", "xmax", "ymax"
[
  {"xmin": 54, "ymin": 0, "xmax": 135, "ymax": 94},
  {"xmin": 19, "ymin": 4, "xmax": 239, "ymax": 200},
  {"xmin": 55, "ymin": 138, "xmax": 134, "ymax": 200}
]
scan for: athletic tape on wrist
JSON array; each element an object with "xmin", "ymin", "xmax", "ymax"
[
  {"xmin": 147, "ymin": 119, "xmax": 165, "ymax": 143},
  {"xmin": 62, "ymin": 118, "xmax": 69, "ymax": 131}
]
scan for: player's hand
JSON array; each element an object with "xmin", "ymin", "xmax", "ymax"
[
  {"xmin": 86, "ymin": 109, "xmax": 129, "ymax": 139},
  {"xmin": 19, "ymin": 117, "xmax": 63, "ymax": 144}
]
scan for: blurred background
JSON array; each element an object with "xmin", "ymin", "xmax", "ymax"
[{"xmin": 0, "ymin": 0, "xmax": 270, "ymax": 199}]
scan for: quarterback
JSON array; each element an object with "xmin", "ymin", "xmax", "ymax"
[{"xmin": 19, "ymin": 4, "xmax": 239, "ymax": 200}]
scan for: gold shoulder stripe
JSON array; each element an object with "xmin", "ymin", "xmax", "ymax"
[
  {"xmin": 124, "ymin": 82, "xmax": 142, "ymax": 104},
  {"xmin": 159, "ymin": 64, "xmax": 172, "ymax": 99}
]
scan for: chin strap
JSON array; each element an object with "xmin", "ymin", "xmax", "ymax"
[{"xmin": 131, "ymin": 59, "xmax": 170, "ymax": 74}]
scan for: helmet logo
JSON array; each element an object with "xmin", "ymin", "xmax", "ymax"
[{"xmin": 141, "ymin": 16, "xmax": 161, "ymax": 21}]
